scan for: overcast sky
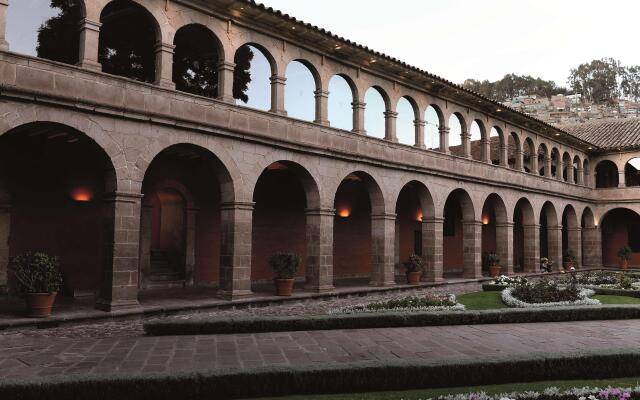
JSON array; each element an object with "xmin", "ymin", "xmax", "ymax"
[{"xmin": 260, "ymin": 0, "xmax": 640, "ymax": 87}]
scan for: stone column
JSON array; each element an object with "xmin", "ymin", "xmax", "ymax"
[
  {"xmin": 544, "ymin": 157, "xmax": 552, "ymax": 178},
  {"xmin": 217, "ymin": 61, "xmax": 236, "ymax": 103},
  {"xmin": 184, "ymin": 207, "xmax": 198, "ymax": 286},
  {"xmin": 462, "ymin": 220, "xmax": 482, "ymax": 278},
  {"xmin": 530, "ymin": 152, "xmax": 538, "ymax": 175},
  {"xmin": 0, "ymin": 202, "xmax": 9, "ymax": 294},
  {"xmin": 351, "ymin": 101, "xmax": 366, "ymax": 134},
  {"xmin": 496, "ymin": 222, "xmax": 514, "ymax": 275},
  {"xmin": 414, "ymin": 119, "xmax": 426, "ymax": 149},
  {"xmin": 481, "ymin": 137, "xmax": 491, "ymax": 163},
  {"xmin": 619, "ymin": 170, "xmax": 626, "ymax": 188},
  {"xmin": 384, "ymin": 111, "xmax": 398, "ymax": 142},
  {"xmin": 270, "ymin": 75, "xmax": 287, "ymax": 115},
  {"xmin": 394, "ymin": 218, "xmax": 400, "ymax": 275},
  {"xmin": 500, "ymin": 143, "xmax": 509, "ymax": 167},
  {"xmin": 577, "ymin": 167, "xmax": 584, "ymax": 185},
  {"xmin": 422, "ymin": 217, "xmax": 444, "ymax": 282},
  {"xmin": 138, "ymin": 205, "xmax": 152, "ymax": 289},
  {"xmin": 370, "ymin": 213, "xmax": 396, "ymax": 286},
  {"xmin": 76, "ymin": 19, "xmax": 102, "ymax": 71},
  {"xmin": 556, "ymin": 159, "xmax": 564, "ymax": 181},
  {"xmin": 304, "ymin": 208, "xmax": 335, "ymax": 292},
  {"xmin": 461, "ymin": 132, "xmax": 471, "ymax": 158},
  {"xmin": 566, "ymin": 164, "xmax": 575, "ymax": 184},
  {"xmin": 0, "ymin": 0, "xmax": 9, "ymax": 51},
  {"xmin": 439, "ymin": 126, "xmax": 450, "ymax": 154},
  {"xmin": 96, "ymin": 192, "xmax": 143, "ymax": 311},
  {"xmin": 218, "ymin": 202, "xmax": 254, "ymax": 299},
  {"xmin": 567, "ymin": 227, "xmax": 582, "ymax": 267},
  {"xmin": 547, "ymin": 226, "xmax": 563, "ymax": 271},
  {"xmin": 313, "ymin": 89, "xmax": 330, "ymax": 126},
  {"xmin": 154, "ymin": 42, "xmax": 175, "ymax": 89},
  {"xmin": 514, "ymin": 149, "xmax": 524, "ymax": 171},
  {"xmin": 581, "ymin": 226, "xmax": 600, "ymax": 267},
  {"xmin": 523, "ymin": 224, "xmax": 540, "ymax": 272}
]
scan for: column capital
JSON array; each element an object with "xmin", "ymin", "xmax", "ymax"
[
  {"xmin": 496, "ymin": 222, "xmax": 515, "ymax": 228},
  {"xmin": 462, "ymin": 220, "xmax": 483, "ymax": 227},
  {"xmin": 523, "ymin": 223, "xmax": 541, "ymax": 229},
  {"xmin": 270, "ymin": 75, "xmax": 287, "ymax": 85},
  {"xmin": 423, "ymin": 216, "xmax": 445, "ymax": 223},
  {"xmin": 566, "ymin": 226, "xmax": 582, "ymax": 232},
  {"xmin": 220, "ymin": 201, "xmax": 255, "ymax": 211},
  {"xmin": 460, "ymin": 131, "xmax": 471, "ymax": 139},
  {"xmin": 371, "ymin": 213, "xmax": 397, "ymax": 221},
  {"xmin": 104, "ymin": 191, "xmax": 144, "ymax": 203},
  {"xmin": 351, "ymin": 100, "xmax": 366, "ymax": 109},
  {"xmin": 439, "ymin": 126, "xmax": 450, "ymax": 133},
  {"xmin": 154, "ymin": 42, "xmax": 176, "ymax": 53},
  {"xmin": 216, "ymin": 60, "xmax": 236, "ymax": 72},
  {"xmin": 413, "ymin": 119, "xmax": 426, "ymax": 127},
  {"xmin": 383, "ymin": 110, "xmax": 398, "ymax": 119},
  {"xmin": 313, "ymin": 89, "xmax": 329, "ymax": 98},
  {"xmin": 305, "ymin": 207, "xmax": 335, "ymax": 217},
  {"xmin": 0, "ymin": 1, "xmax": 8, "ymax": 6},
  {"xmin": 78, "ymin": 18, "xmax": 102, "ymax": 32}
]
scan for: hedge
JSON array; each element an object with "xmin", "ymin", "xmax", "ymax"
[
  {"xmin": 144, "ymin": 305, "xmax": 640, "ymax": 336},
  {"xmin": 589, "ymin": 286, "xmax": 640, "ymax": 298},
  {"xmin": 3, "ymin": 349, "xmax": 640, "ymax": 400},
  {"xmin": 482, "ymin": 283, "xmax": 508, "ymax": 291}
]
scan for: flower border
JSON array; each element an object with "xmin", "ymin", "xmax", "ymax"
[
  {"xmin": 434, "ymin": 385, "xmax": 637, "ymax": 400},
  {"xmin": 328, "ymin": 294, "xmax": 465, "ymax": 315},
  {"xmin": 501, "ymin": 287, "xmax": 600, "ymax": 308}
]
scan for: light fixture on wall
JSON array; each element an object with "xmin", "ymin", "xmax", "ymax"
[
  {"xmin": 71, "ymin": 187, "xmax": 93, "ymax": 202},
  {"xmin": 416, "ymin": 210, "xmax": 423, "ymax": 222},
  {"xmin": 482, "ymin": 214, "xmax": 490, "ymax": 225},
  {"xmin": 337, "ymin": 207, "xmax": 351, "ymax": 218}
]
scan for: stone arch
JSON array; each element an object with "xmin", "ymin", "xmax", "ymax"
[
  {"xmin": 448, "ymin": 112, "xmax": 467, "ymax": 156},
  {"xmin": 600, "ymin": 207, "xmax": 640, "ymax": 268},
  {"xmin": 550, "ymin": 147, "xmax": 561, "ymax": 178},
  {"xmin": 538, "ymin": 143, "xmax": 549, "ymax": 176},
  {"xmin": 425, "ymin": 104, "xmax": 445, "ymax": 150},
  {"xmin": 562, "ymin": 151, "xmax": 572, "ymax": 182},
  {"xmin": 364, "ymin": 86, "xmax": 391, "ymax": 139},
  {"xmin": 507, "ymin": 131, "xmax": 522, "ymax": 170},
  {"xmin": 396, "ymin": 95, "xmax": 419, "ymax": 145},
  {"xmin": 625, "ymin": 157, "xmax": 640, "ymax": 187},
  {"xmin": 233, "ymin": 43, "xmax": 276, "ymax": 111},
  {"xmin": 328, "ymin": 74, "xmax": 357, "ymax": 131},
  {"xmin": 581, "ymin": 206, "xmax": 598, "ymax": 267},
  {"xmin": 513, "ymin": 197, "xmax": 536, "ymax": 272},
  {"xmin": 583, "ymin": 158, "xmax": 592, "ymax": 187},
  {"xmin": 595, "ymin": 160, "xmax": 619, "ymax": 188},
  {"xmin": 285, "ymin": 59, "xmax": 322, "ymax": 122},
  {"xmin": 522, "ymin": 136, "xmax": 536, "ymax": 173},
  {"xmin": 540, "ymin": 201, "xmax": 561, "ymax": 269},
  {"xmin": 489, "ymin": 126, "xmax": 505, "ymax": 165},
  {"xmin": 481, "ymin": 193, "xmax": 509, "ymax": 275},
  {"xmin": 573, "ymin": 155, "xmax": 582, "ymax": 184},
  {"xmin": 443, "ymin": 188, "xmax": 479, "ymax": 278},
  {"xmin": 562, "ymin": 204, "xmax": 580, "ymax": 267}
]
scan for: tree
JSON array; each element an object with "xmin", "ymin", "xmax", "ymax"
[
  {"xmin": 36, "ymin": 0, "xmax": 82, "ymax": 65},
  {"xmin": 621, "ymin": 65, "xmax": 640, "ymax": 101},
  {"xmin": 567, "ymin": 58, "xmax": 621, "ymax": 104},
  {"xmin": 463, "ymin": 74, "xmax": 566, "ymax": 102}
]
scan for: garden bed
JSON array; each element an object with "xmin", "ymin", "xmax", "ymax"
[
  {"xmin": 502, "ymin": 287, "xmax": 599, "ymax": 308},
  {"xmin": 329, "ymin": 294, "xmax": 464, "ymax": 314},
  {"xmin": 5, "ymin": 349, "xmax": 640, "ymax": 400}
]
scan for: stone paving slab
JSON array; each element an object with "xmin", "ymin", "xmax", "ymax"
[{"xmin": 2, "ymin": 319, "xmax": 640, "ymax": 381}]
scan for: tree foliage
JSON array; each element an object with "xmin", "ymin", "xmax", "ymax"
[
  {"xmin": 463, "ymin": 74, "xmax": 567, "ymax": 102},
  {"xmin": 36, "ymin": 0, "xmax": 81, "ymax": 65},
  {"xmin": 567, "ymin": 58, "xmax": 621, "ymax": 104}
]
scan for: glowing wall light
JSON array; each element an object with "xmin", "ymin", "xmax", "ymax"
[
  {"xmin": 416, "ymin": 210, "xmax": 423, "ymax": 222},
  {"xmin": 337, "ymin": 207, "xmax": 351, "ymax": 218},
  {"xmin": 482, "ymin": 214, "xmax": 490, "ymax": 225},
  {"xmin": 71, "ymin": 187, "xmax": 93, "ymax": 202}
]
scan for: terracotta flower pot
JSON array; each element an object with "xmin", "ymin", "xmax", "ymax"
[
  {"xmin": 489, "ymin": 265, "xmax": 501, "ymax": 278},
  {"xmin": 620, "ymin": 258, "xmax": 629, "ymax": 270},
  {"xmin": 25, "ymin": 292, "xmax": 57, "ymax": 318},
  {"xmin": 564, "ymin": 261, "xmax": 574, "ymax": 271},
  {"xmin": 406, "ymin": 271, "xmax": 422, "ymax": 285},
  {"xmin": 275, "ymin": 278, "xmax": 294, "ymax": 296}
]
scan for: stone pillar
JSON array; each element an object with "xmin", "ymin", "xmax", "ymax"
[
  {"xmin": 523, "ymin": 224, "xmax": 540, "ymax": 272},
  {"xmin": 481, "ymin": 137, "xmax": 491, "ymax": 163},
  {"xmin": 556, "ymin": 159, "xmax": 564, "ymax": 181},
  {"xmin": 313, "ymin": 89, "xmax": 330, "ymax": 126},
  {"xmin": 514, "ymin": 149, "xmax": 524, "ymax": 171},
  {"xmin": 577, "ymin": 167, "xmax": 584, "ymax": 185},
  {"xmin": 619, "ymin": 170, "xmax": 626, "ymax": 188},
  {"xmin": 567, "ymin": 164, "xmax": 575, "ymax": 184},
  {"xmin": 0, "ymin": 202, "xmax": 9, "ymax": 294},
  {"xmin": 581, "ymin": 226, "xmax": 600, "ymax": 267},
  {"xmin": 439, "ymin": 126, "xmax": 450, "ymax": 154},
  {"xmin": 422, "ymin": 217, "xmax": 444, "ymax": 282},
  {"xmin": 384, "ymin": 111, "xmax": 398, "ymax": 142},
  {"xmin": 496, "ymin": 222, "xmax": 514, "ymax": 275},
  {"xmin": 304, "ymin": 208, "xmax": 335, "ymax": 292},
  {"xmin": 414, "ymin": 119, "xmax": 426, "ymax": 149},
  {"xmin": 217, "ymin": 61, "xmax": 236, "ymax": 103},
  {"xmin": 96, "ymin": 192, "xmax": 143, "ymax": 311},
  {"xmin": 567, "ymin": 227, "xmax": 582, "ymax": 268},
  {"xmin": 138, "ymin": 205, "xmax": 152, "ymax": 289},
  {"xmin": 218, "ymin": 202, "xmax": 254, "ymax": 299},
  {"xmin": 351, "ymin": 101, "xmax": 366, "ymax": 134},
  {"xmin": 530, "ymin": 152, "xmax": 538, "ymax": 175},
  {"xmin": 154, "ymin": 42, "xmax": 175, "ymax": 89},
  {"xmin": 370, "ymin": 213, "xmax": 396, "ymax": 286},
  {"xmin": 462, "ymin": 220, "xmax": 482, "ymax": 278},
  {"xmin": 544, "ymin": 157, "xmax": 552, "ymax": 178},
  {"xmin": 547, "ymin": 226, "xmax": 563, "ymax": 271},
  {"xmin": 270, "ymin": 75, "xmax": 287, "ymax": 115},
  {"xmin": 0, "ymin": 0, "xmax": 9, "ymax": 51},
  {"xmin": 500, "ymin": 144, "xmax": 509, "ymax": 167},
  {"xmin": 185, "ymin": 208, "xmax": 198, "ymax": 286},
  {"xmin": 76, "ymin": 19, "xmax": 102, "ymax": 71},
  {"xmin": 461, "ymin": 132, "xmax": 471, "ymax": 158},
  {"xmin": 394, "ymin": 218, "xmax": 400, "ymax": 275}
]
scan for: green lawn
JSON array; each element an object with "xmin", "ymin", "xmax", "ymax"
[
  {"xmin": 456, "ymin": 291, "xmax": 640, "ymax": 310},
  {"xmin": 259, "ymin": 377, "xmax": 640, "ymax": 400}
]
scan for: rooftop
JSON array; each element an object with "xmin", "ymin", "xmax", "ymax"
[{"xmin": 559, "ymin": 118, "xmax": 640, "ymax": 152}]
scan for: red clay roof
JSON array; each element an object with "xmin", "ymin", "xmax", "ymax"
[{"xmin": 559, "ymin": 118, "xmax": 640, "ymax": 151}]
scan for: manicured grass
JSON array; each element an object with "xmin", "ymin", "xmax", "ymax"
[
  {"xmin": 457, "ymin": 291, "xmax": 507, "ymax": 310},
  {"xmin": 259, "ymin": 376, "xmax": 640, "ymax": 400},
  {"xmin": 595, "ymin": 294, "xmax": 640, "ymax": 304}
]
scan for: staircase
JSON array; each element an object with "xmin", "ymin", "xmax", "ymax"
[{"xmin": 147, "ymin": 251, "xmax": 185, "ymax": 288}]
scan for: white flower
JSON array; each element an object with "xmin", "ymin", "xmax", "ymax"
[{"xmin": 501, "ymin": 287, "xmax": 600, "ymax": 308}]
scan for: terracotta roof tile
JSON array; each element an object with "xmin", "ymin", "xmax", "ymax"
[{"xmin": 559, "ymin": 118, "xmax": 640, "ymax": 150}]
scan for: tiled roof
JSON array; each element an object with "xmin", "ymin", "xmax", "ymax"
[{"xmin": 559, "ymin": 118, "xmax": 640, "ymax": 151}]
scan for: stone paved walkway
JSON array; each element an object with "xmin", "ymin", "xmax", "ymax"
[{"xmin": 1, "ymin": 319, "xmax": 639, "ymax": 380}]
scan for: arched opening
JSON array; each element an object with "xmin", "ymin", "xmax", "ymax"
[
  {"xmin": 172, "ymin": 24, "xmax": 222, "ymax": 98},
  {"xmin": 396, "ymin": 97, "xmax": 416, "ymax": 145},
  {"xmin": 252, "ymin": 161, "xmax": 318, "ymax": 290},
  {"xmin": 328, "ymin": 74, "xmax": 355, "ymax": 131},
  {"xmin": 538, "ymin": 143, "xmax": 549, "ymax": 176},
  {"xmin": 573, "ymin": 156, "xmax": 581, "ymax": 184},
  {"xmin": 583, "ymin": 159, "xmax": 591, "ymax": 187},
  {"xmin": 448, "ymin": 113, "xmax": 465, "ymax": 157},
  {"xmin": 561, "ymin": 205, "xmax": 579, "ymax": 268},
  {"xmin": 334, "ymin": 172, "xmax": 386, "ymax": 286},
  {"xmin": 141, "ymin": 144, "xmax": 229, "ymax": 288},
  {"xmin": 425, "ymin": 106, "xmax": 442, "ymax": 150},
  {"xmin": 523, "ymin": 137, "xmax": 535, "ymax": 173},
  {"xmin": 625, "ymin": 158, "xmax": 640, "ymax": 187},
  {"xmin": 99, "ymin": 0, "xmax": 159, "ymax": 83},
  {"xmin": 581, "ymin": 207, "xmax": 597, "ymax": 267},
  {"xmin": 469, "ymin": 120, "xmax": 483, "ymax": 161},
  {"xmin": 513, "ymin": 198, "xmax": 535, "ymax": 272},
  {"xmin": 7, "ymin": 0, "xmax": 83, "ymax": 65},
  {"xmin": 0, "ymin": 122, "xmax": 116, "ymax": 297},
  {"xmin": 540, "ymin": 202, "xmax": 560, "ymax": 269},
  {"xmin": 595, "ymin": 160, "xmax": 619, "ymax": 188},
  {"xmin": 489, "ymin": 127, "xmax": 502, "ymax": 165},
  {"xmin": 562, "ymin": 152, "xmax": 572, "ymax": 182},
  {"xmin": 601, "ymin": 208, "xmax": 640, "ymax": 268},
  {"xmin": 364, "ymin": 87, "xmax": 388, "ymax": 139},
  {"xmin": 285, "ymin": 60, "xmax": 318, "ymax": 122},
  {"xmin": 235, "ymin": 44, "xmax": 272, "ymax": 111},
  {"xmin": 443, "ymin": 189, "xmax": 478, "ymax": 278},
  {"xmin": 394, "ymin": 182, "xmax": 434, "ymax": 282},
  {"xmin": 481, "ymin": 194, "xmax": 508, "ymax": 275},
  {"xmin": 551, "ymin": 148, "xmax": 561, "ymax": 178},
  {"xmin": 507, "ymin": 132, "xmax": 520, "ymax": 170}
]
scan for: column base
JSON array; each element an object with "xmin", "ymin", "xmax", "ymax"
[
  {"xmin": 76, "ymin": 60, "xmax": 102, "ymax": 72},
  {"xmin": 217, "ymin": 289, "xmax": 253, "ymax": 300},
  {"xmin": 218, "ymin": 95, "xmax": 236, "ymax": 104},
  {"xmin": 95, "ymin": 298, "xmax": 141, "ymax": 312},
  {"xmin": 369, "ymin": 280, "xmax": 396, "ymax": 287},
  {"xmin": 314, "ymin": 119, "xmax": 330, "ymax": 126},
  {"xmin": 304, "ymin": 284, "xmax": 335, "ymax": 293},
  {"xmin": 423, "ymin": 277, "xmax": 445, "ymax": 284},
  {"xmin": 156, "ymin": 78, "xmax": 176, "ymax": 90}
]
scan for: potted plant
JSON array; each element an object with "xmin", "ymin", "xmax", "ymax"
[
  {"xmin": 618, "ymin": 246, "xmax": 633, "ymax": 270},
  {"xmin": 485, "ymin": 253, "xmax": 501, "ymax": 278},
  {"xmin": 9, "ymin": 252, "xmax": 63, "ymax": 318},
  {"xmin": 403, "ymin": 254, "xmax": 423, "ymax": 285},
  {"xmin": 563, "ymin": 249, "xmax": 577, "ymax": 270},
  {"xmin": 540, "ymin": 257, "xmax": 552, "ymax": 273},
  {"xmin": 268, "ymin": 252, "xmax": 300, "ymax": 296}
]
